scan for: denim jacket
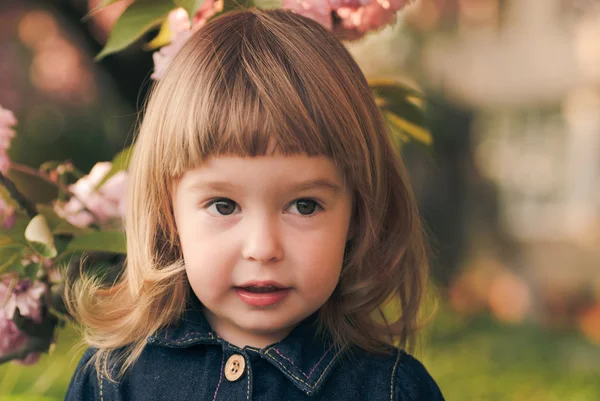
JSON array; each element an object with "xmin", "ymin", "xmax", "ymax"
[{"xmin": 65, "ymin": 294, "xmax": 444, "ymax": 401}]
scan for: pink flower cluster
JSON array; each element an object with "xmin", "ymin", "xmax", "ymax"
[
  {"xmin": 284, "ymin": 0, "xmax": 410, "ymax": 35},
  {"xmin": 0, "ymin": 105, "xmax": 17, "ymax": 174},
  {"xmin": 0, "ymin": 276, "xmax": 44, "ymax": 365},
  {"xmin": 152, "ymin": 0, "xmax": 223, "ymax": 80},
  {"xmin": 333, "ymin": 0, "xmax": 412, "ymax": 38},
  {"xmin": 54, "ymin": 162, "xmax": 127, "ymax": 228},
  {"xmin": 152, "ymin": 0, "xmax": 412, "ymax": 80}
]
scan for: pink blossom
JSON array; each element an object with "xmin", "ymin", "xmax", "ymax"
[
  {"xmin": 0, "ymin": 312, "xmax": 35, "ymax": 364},
  {"xmin": 0, "ymin": 277, "xmax": 42, "ymax": 365},
  {"xmin": 0, "ymin": 105, "xmax": 17, "ymax": 174},
  {"xmin": 0, "ymin": 197, "xmax": 16, "ymax": 229},
  {"xmin": 53, "ymin": 162, "xmax": 128, "ymax": 228},
  {"xmin": 281, "ymin": 0, "xmax": 413, "ymax": 40},
  {"xmin": 335, "ymin": 0, "xmax": 411, "ymax": 37},
  {"xmin": 1, "ymin": 277, "xmax": 45, "ymax": 323},
  {"xmin": 152, "ymin": 2, "xmax": 223, "ymax": 80},
  {"xmin": 328, "ymin": 0, "xmax": 371, "ymax": 8},
  {"xmin": 283, "ymin": 0, "xmax": 334, "ymax": 30},
  {"xmin": 152, "ymin": 8, "xmax": 192, "ymax": 80}
]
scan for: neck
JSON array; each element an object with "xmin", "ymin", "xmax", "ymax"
[{"xmin": 202, "ymin": 308, "xmax": 295, "ymax": 349}]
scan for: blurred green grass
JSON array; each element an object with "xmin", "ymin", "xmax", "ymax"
[
  {"xmin": 1, "ymin": 305, "xmax": 599, "ymax": 400},
  {"xmin": 423, "ymin": 306, "xmax": 600, "ymax": 401}
]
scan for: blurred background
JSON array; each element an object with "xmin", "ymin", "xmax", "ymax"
[{"xmin": 1, "ymin": 0, "xmax": 599, "ymax": 400}]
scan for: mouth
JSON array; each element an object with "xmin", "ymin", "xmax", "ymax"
[
  {"xmin": 234, "ymin": 281, "xmax": 291, "ymax": 293},
  {"xmin": 233, "ymin": 281, "xmax": 292, "ymax": 307}
]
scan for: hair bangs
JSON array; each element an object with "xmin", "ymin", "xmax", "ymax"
[{"xmin": 185, "ymin": 64, "xmax": 334, "ymax": 163}]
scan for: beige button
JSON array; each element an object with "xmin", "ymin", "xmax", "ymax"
[{"xmin": 224, "ymin": 354, "xmax": 246, "ymax": 382}]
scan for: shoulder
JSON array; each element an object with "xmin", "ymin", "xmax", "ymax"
[
  {"xmin": 391, "ymin": 349, "xmax": 445, "ymax": 401},
  {"xmin": 64, "ymin": 347, "xmax": 101, "ymax": 401},
  {"xmin": 331, "ymin": 347, "xmax": 444, "ymax": 401}
]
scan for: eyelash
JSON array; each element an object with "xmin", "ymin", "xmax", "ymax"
[{"xmin": 203, "ymin": 198, "xmax": 324, "ymax": 218}]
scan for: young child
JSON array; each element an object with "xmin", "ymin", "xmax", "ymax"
[{"xmin": 65, "ymin": 8, "xmax": 445, "ymax": 401}]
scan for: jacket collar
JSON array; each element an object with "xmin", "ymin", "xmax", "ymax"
[{"xmin": 147, "ymin": 292, "xmax": 343, "ymax": 395}]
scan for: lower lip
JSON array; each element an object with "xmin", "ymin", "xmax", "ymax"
[{"xmin": 234, "ymin": 288, "xmax": 290, "ymax": 307}]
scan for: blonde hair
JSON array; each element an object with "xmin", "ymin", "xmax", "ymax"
[{"xmin": 65, "ymin": 8, "xmax": 429, "ymax": 382}]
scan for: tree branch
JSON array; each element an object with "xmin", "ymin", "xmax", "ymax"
[{"xmin": 0, "ymin": 172, "xmax": 37, "ymax": 218}]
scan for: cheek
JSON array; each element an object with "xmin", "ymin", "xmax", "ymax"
[
  {"xmin": 291, "ymin": 231, "xmax": 346, "ymax": 286},
  {"xmin": 180, "ymin": 234, "xmax": 232, "ymax": 291}
]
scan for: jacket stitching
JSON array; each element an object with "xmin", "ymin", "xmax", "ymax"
[
  {"xmin": 99, "ymin": 372, "xmax": 104, "ymax": 401},
  {"xmin": 212, "ymin": 354, "xmax": 225, "ymax": 401},
  {"xmin": 267, "ymin": 356, "xmax": 312, "ymax": 387},
  {"xmin": 269, "ymin": 345, "xmax": 333, "ymax": 380},
  {"xmin": 270, "ymin": 349, "xmax": 310, "ymax": 379},
  {"xmin": 314, "ymin": 350, "xmax": 342, "ymax": 387},
  {"xmin": 266, "ymin": 349, "xmax": 342, "ymax": 390},
  {"xmin": 307, "ymin": 345, "xmax": 334, "ymax": 378},
  {"xmin": 172, "ymin": 331, "xmax": 213, "ymax": 343},
  {"xmin": 390, "ymin": 350, "xmax": 402, "ymax": 401},
  {"xmin": 152, "ymin": 332, "xmax": 214, "ymax": 346},
  {"xmin": 246, "ymin": 357, "xmax": 251, "ymax": 401}
]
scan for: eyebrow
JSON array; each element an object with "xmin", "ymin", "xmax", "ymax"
[
  {"xmin": 288, "ymin": 178, "xmax": 343, "ymax": 193},
  {"xmin": 189, "ymin": 178, "xmax": 343, "ymax": 194}
]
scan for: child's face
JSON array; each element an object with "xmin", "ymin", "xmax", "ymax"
[{"xmin": 172, "ymin": 154, "xmax": 353, "ymax": 348}]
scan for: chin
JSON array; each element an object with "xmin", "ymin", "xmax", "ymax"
[{"xmin": 236, "ymin": 314, "xmax": 297, "ymax": 334}]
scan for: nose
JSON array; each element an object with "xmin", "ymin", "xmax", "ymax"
[{"xmin": 241, "ymin": 214, "xmax": 284, "ymax": 263}]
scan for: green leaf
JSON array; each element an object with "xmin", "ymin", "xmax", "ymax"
[
  {"xmin": 84, "ymin": 0, "xmax": 127, "ymax": 22},
  {"xmin": 369, "ymin": 79, "xmax": 424, "ymax": 100},
  {"xmin": 384, "ymin": 112, "xmax": 410, "ymax": 148},
  {"xmin": 0, "ymin": 251, "xmax": 23, "ymax": 275},
  {"xmin": 52, "ymin": 236, "xmax": 72, "ymax": 259},
  {"xmin": 24, "ymin": 215, "xmax": 57, "ymax": 258},
  {"xmin": 370, "ymin": 80, "xmax": 433, "ymax": 147},
  {"xmin": 100, "ymin": 0, "xmax": 123, "ymax": 6},
  {"xmin": 378, "ymin": 96, "xmax": 427, "ymax": 129},
  {"xmin": 251, "ymin": 0, "xmax": 283, "ymax": 9},
  {"xmin": 52, "ymin": 221, "xmax": 94, "ymax": 236},
  {"xmin": 221, "ymin": 0, "xmax": 251, "ymax": 13},
  {"xmin": 173, "ymin": 0, "xmax": 206, "ymax": 19},
  {"xmin": 220, "ymin": 0, "xmax": 281, "ymax": 11},
  {"xmin": 97, "ymin": 146, "xmax": 133, "ymax": 188},
  {"xmin": 96, "ymin": 0, "xmax": 174, "ymax": 61},
  {"xmin": 66, "ymin": 231, "xmax": 127, "ymax": 254},
  {"xmin": 23, "ymin": 262, "xmax": 40, "ymax": 281},
  {"xmin": 28, "ymin": 242, "xmax": 57, "ymax": 259},
  {"xmin": 144, "ymin": 17, "xmax": 173, "ymax": 50},
  {"xmin": 371, "ymin": 83, "xmax": 427, "ymax": 127},
  {"xmin": 384, "ymin": 110, "xmax": 433, "ymax": 147},
  {"xmin": 0, "ymin": 214, "xmax": 28, "ymax": 244}
]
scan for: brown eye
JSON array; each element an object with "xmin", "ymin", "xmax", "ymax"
[
  {"xmin": 209, "ymin": 199, "xmax": 237, "ymax": 215},
  {"xmin": 294, "ymin": 199, "xmax": 318, "ymax": 215}
]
